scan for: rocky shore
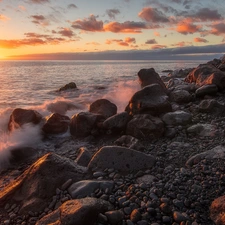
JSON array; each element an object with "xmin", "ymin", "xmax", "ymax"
[{"xmin": 1, "ymin": 56, "xmax": 225, "ymax": 225}]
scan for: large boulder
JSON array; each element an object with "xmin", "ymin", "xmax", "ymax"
[
  {"xmin": 162, "ymin": 111, "xmax": 192, "ymax": 126},
  {"xmin": 198, "ymin": 99, "xmax": 225, "ymax": 116},
  {"xmin": 58, "ymin": 82, "xmax": 77, "ymax": 91},
  {"xmin": 185, "ymin": 64, "xmax": 225, "ymax": 90},
  {"xmin": 89, "ymin": 99, "xmax": 117, "ymax": 118},
  {"xmin": 137, "ymin": 68, "xmax": 168, "ymax": 92},
  {"xmin": 195, "ymin": 84, "xmax": 218, "ymax": 97},
  {"xmin": 125, "ymin": 84, "xmax": 172, "ymax": 116},
  {"xmin": 169, "ymin": 89, "xmax": 192, "ymax": 103},
  {"xmin": 0, "ymin": 153, "xmax": 89, "ymax": 214},
  {"xmin": 8, "ymin": 108, "xmax": 42, "ymax": 131},
  {"xmin": 42, "ymin": 113, "xmax": 70, "ymax": 135},
  {"xmin": 36, "ymin": 198, "xmax": 112, "ymax": 225},
  {"xmin": 168, "ymin": 68, "xmax": 194, "ymax": 78},
  {"xmin": 126, "ymin": 114, "xmax": 164, "ymax": 139},
  {"xmin": 70, "ymin": 112, "xmax": 104, "ymax": 137},
  {"xmin": 88, "ymin": 146, "xmax": 155, "ymax": 172}
]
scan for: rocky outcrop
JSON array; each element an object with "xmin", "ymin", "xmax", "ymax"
[
  {"xmin": 42, "ymin": 113, "xmax": 70, "ymax": 135},
  {"xmin": 8, "ymin": 108, "xmax": 42, "ymax": 131},
  {"xmin": 58, "ymin": 82, "xmax": 77, "ymax": 91},
  {"xmin": 88, "ymin": 146, "xmax": 155, "ymax": 172},
  {"xmin": 89, "ymin": 99, "xmax": 117, "ymax": 118},
  {"xmin": 125, "ymin": 84, "xmax": 172, "ymax": 116},
  {"xmin": 36, "ymin": 198, "xmax": 112, "ymax": 225}
]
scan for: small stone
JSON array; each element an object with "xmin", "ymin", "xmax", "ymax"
[
  {"xmin": 130, "ymin": 209, "xmax": 141, "ymax": 223},
  {"xmin": 173, "ymin": 211, "xmax": 188, "ymax": 223},
  {"xmin": 61, "ymin": 179, "xmax": 73, "ymax": 191},
  {"xmin": 105, "ymin": 210, "xmax": 124, "ymax": 225}
]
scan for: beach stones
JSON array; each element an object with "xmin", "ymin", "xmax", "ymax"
[
  {"xmin": 125, "ymin": 84, "xmax": 172, "ymax": 116},
  {"xmin": 195, "ymin": 84, "xmax": 218, "ymax": 97},
  {"xmin": 162, "ymin": 111, "xmax": 192, "ymax": 126},
  {"xmin": 169, "ymin": 89, "xmax": 192, "ymax": 103},
  {"xmin": 8, "ymin": 108, "xmax": 43, "ymax": 131},
  {"xmin": 198, "ymin": 99, "xmax": 225, "ymax": 116},
  {"xmin": 187, "ymin": 123, "xmax": 217, "ymax": 137},
  {"xmin": 211, "ymin": 195, "xmax": 225, "ymax": 225},
  {"xmin": 58, "ymin": 82, "xmax": 77, "ymax": 91},
  {"xmin": 88, "ymin": 146, "xmax": 155, "ymax": 172}
]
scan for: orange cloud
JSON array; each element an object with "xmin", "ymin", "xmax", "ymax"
[
  {"xmin": 171, "ymin": 41, "xmax": 192, "ymax": 47},
  {"xmin": 18, "ymin": 5, "xmax": 26, "ymax": 11},
  {"xmin": 58, "ymin": 27, "xmax": 74, "ymax": 38},
  {"xmin": 211, "ymin": 22, "xmax": 225, "ymax": 35},
  {"xmin": 0, "ymin": 14, "xmax": 10, "ymax": 21},
  {"xmin": 194, "ymin": 37, "xmax": 208, "ymax": 43},
  {"xmin": 0, "ymin": 39, "xmax": 46, "ymax": 48},
  {"xmin": 176, "ymin": 20, "xmax": 202, "ymax": 34},
  {"xmin": 86, "ymin": 42, "xmax": 100, "ymax": 46},
  {"xmin": 154, "ymin": 32, "xmax": 160, "ymax": 37},
  {"xmin": 106, "ymin": 37, "xmax": 136, "ymax": 46},
  {"xmin": 151, "ymin": 44, "xmax": 167, "ymax": 49}
]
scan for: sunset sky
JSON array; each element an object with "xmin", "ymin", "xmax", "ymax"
[{"xmin": 0, "ymin": 0, "xmax": 225, "ymax": 60}]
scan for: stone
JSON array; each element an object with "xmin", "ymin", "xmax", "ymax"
[
  {"xmin": 114, "ymin": 135, "xmax": 145, "ymax": 151},
  {"xmin": 162, "ymin": 111, "xmax": 192, "ymax": 126},
  {"xmin": 169, "ymin": 89, "xmax": 192, "ymax": 103},
  {"xmin": 168, "ymin": 68, "xmax": 193, "ymax": 78},
  {"xmin": 137, "ymin": 68, "xmax": 168, "ymax": 93},
  {"xmin": 58, "ymin": 82, "xmax": 77, "ymax": 91},
  {"xmin": 89, "ymin": 99, "xmax": 117, "ymax": 118},
  {"xmin": 185, "ymin": 64, "xmax": 225, "ymax": 90},
  {"xmin": 68, "ymin": 180, "xmax": 114, "ymax": 199},
  {"xmin": 36, "ymin": 198, "xmax": 112, "ymax": 225},
  {"xmin": 0, "ymin": 153, "xmax": 89, "ymax": 214},
  {"xmin": 210, "ymin": 195, "xmax": 225, "ymax": 225},
  {"xmin": 70, "ymin": 112, "xmax": 104, "ymax": 137},
  {"xmin": 195, "ymin": 84, "xmax": 218, "ymax": 97},
  {"xmin": 198, "ymin": 99, "xmax": 225, "ymax": 116},
  {"xmin": 75, "ymin": 147, "xmax": 92, "ymax": 167},
  {"xmin": 105, "ymin": 210, "xmax": 124, "ymax": 225},
  {"xmin": 130, "ymin": 209, "xmax": 141, "ymax": 222},
  {"xmin": 187, "ymin": 124, "xmax": 217, "ymax": 137},
  {"xmin": 186, "ymin": 145, "xmax": 225, "ymax": 167},
  {"xmin": 125, "ymin": 84, "xmax": 172, "ymax": 116},
  {"xmin": 136, "ymin": 175, "xmax": 156, "ymax": 186},
  {"xmin": 126, "ymin": 114, "xmax": 164, "ymax": 139},
  {"xmin": 88, "ymin": 146, "xmax": 155, "ymax": 172},
  {"xmin": 42, "ymin": 113, "xmax": 70, "ymax": 135},
  {"xmin": 8, "ymin": 108, "xmax": 42, "ymax": 131},
  {"xmin": 103, "ymin": 111, "xmax": 130, "ymax": 131},
  {"xmin": 173, "ymin": 211, "xmax": 188, "ymax": 223}
]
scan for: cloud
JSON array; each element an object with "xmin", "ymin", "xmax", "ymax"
[
  {"xmin": 211, "ymin": 22, "xmax": 225, "ymax": 35},
  {"xmin": 71, "ymin": 15, "xmax": 104, "ymax": 32},
  {"xmin": 31, "ymin": 15, "xmax": 49, "ymax": 26},
  {"xmin": 151, "ymin": 44, "xmax": 167, "ymax": 49},
  {"xmin": 58, "ymin": 27, "xmax": 74, "ymax": 38},
  {"xmin": 18, "ymin": 5, "xmax": 26, "ymax": 11},
  {"xmin": 104, "ymin": 21, "xmax": 150, "ymax": 33},
  {"xmin": 86, "ymin": 42, "xmax": 100, "ymax": 46},
  {"xmin": 145, "ymin": 39, "xmax": 157, "ymax": 44},
  {"xmin": 138, "ymin": 7, "xmax": 170, "ymax": 23},
  {"xmin": 28, "ymin": 0, "xmax": 50, "ymax": 3},
  {"xmin": 194, "ymin": 37, "xmax": 208, "ymax": 43},
  {"xmin": 68, "ymin": 4, "xmax": 77, "ymax": 9},
  {"xmin": 191, "ymin": 8, "xmax": 222, "ymax": 22},
  {"xmin": 106, "ymin": 9, "xmax": 120, "ymax": 19},
  {"xmin": 154, "ymin": 31, "xmax": 160, "ymax": 37},
  {"xmin": 0, "ymin": 14, "xmax": 10, "ymax": 21},
  {"xmin": 0, "ymin": 39, "xmax": 46, "ymax": 48},
  {"xmin": 176, "ymin": 20, "xmax": 202, "ymax": 34},
  {"xmin": 106, "ymin": 37, "xmax": 136, "ymax": 46},
  {"xmin": 171, "ymin": 41, "xmax": 192, "ymax": 47}
]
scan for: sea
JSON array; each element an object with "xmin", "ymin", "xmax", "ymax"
[{"xmin": 0, "ymin": 59, "xmax": 205, "ymax": 169}]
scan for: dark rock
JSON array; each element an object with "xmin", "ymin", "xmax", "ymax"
[
  {"xmin": 173, "ymin": 211, "xmax": 188, "ymax": 223},
  {"xmin": 130, "ymin": 209, "xmax": 141, "ymax": 222},
  {"xmin": 88, "ymin": 146, "xmax": 155, "ymax": 172},
  {"xmin": 105, "ymin": 210, "xmax": 124, "ymax": 225},
  {"xmin": 187, "ymin": 124, "xmax": 217, "ymax": 137},
  {"xmin": 168, "ymin": 68, "xmax": 194, "ymax": 78},
  {"xmin": 137, "ymin": 68, "xmax": 168, "ymax": 93},
  {"xmin": 0, "ymin": 153, "xmax": 89, "ymax": 214},
  {"xmin": 218, "ymin": 64, "xmax": 225, "ymax": 72},
  {"xmin": 210, "ymin": 195, "xmax": 225, "ymax": 225},
  {"xmin": 126, "ymin": 114, "xmax": 164, "ymax": 139},
  {"xmin": 70, "ymin": 112, "xmax": 104, "ymax": 137},
  {"xmin": 169, "ymin": 89, "xmax": 192, "ymax": 103},
  {"xmin": 195, "ymin": 84, "xmax": 218, "ymax": 97},
  {"xmin": 185, "ymin": 64, "xmax": 225, "ymax": 90},
  {"xmin": 8, "ymin": 108, "xmax": 42, "ymax": 131},
  {"xmin": 42, "ymin": 113, "xmax": 70, "ymax": 135},
  {"xmin": 36, "ymin": 198, "xmax": 112, "ymax": 225},
  {"xmin": 58, "ymin": 82, "xmax": 77, "ymax": 91},
  {"xmin": 68, "ymin": 180, "xmax": 114, "ymax": 198},
  {"xmin": 162, "ymin": 111, "xmax": 192, "ymax": 126},
  {"xmin": 75, "ymin": 147, "xmax": 92, "ymax": 167},
  {"xmin": 198, "ymin": 99, "xmax": 225, "ymax": 116},
  {"xmin": 125, "ymin": 84, "xmax": 172, "ymax": 116},
  {"xmin": 89, "ymin": 99, "xmax": 117, "ymax": 118}
]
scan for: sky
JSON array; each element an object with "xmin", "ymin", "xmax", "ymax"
[{"xmin": 0, "ymin": 0, "xmax": 225, "ymax": 60}]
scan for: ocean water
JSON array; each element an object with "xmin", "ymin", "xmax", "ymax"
[{"xmin": 0, "ymin": 59, "xmax": 204, "ymax": 169}]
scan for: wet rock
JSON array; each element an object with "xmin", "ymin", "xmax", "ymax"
[
  {"xmin": 162, "ymin": 111, "xmax": 192, "ymax": 126},
  {"xmin": 195, "ymin": 84, "xmax": 218, "ymax": 97},
  {"xmin": 198, "ymin": 99, "xmax": 225, "ymax": 116},
  {"xmin": 89, "ymin": 99, "xmax": 117, "ymax": 118},
  {"xmin": 36, "ymin": 198, "xmax": 112, "ymax": 225},
  {"xmin": 88, "ymin": 146, "xmax": 155, "ymax": 172},
  {"xmin": 168, "ymin": 68, "xmax": 193, "ymax": 78},
  {"xmin": 125, "ymin": 84, "xmax": 172, "ymax": 116},
  {"xmin": 105, "ymin": 210, "xmax": 124, "ymax": 225},
  {"xmin": 75, "ymin": 147, "xmax": 92, "ymax": 167},
  {"xmin": 169, "ymin": 89, "xmax": 192, "ymax": 103},
  {"xmin": 126, "ymin": 114, "xmax": 164, "ymax": 139},
  {"xmin": 8, "ymin": 108, "xmax": 42, "ymax": 131},
  {"xmin": 42, "ymin": 113, "xmax": 70, "ymax": 135},
  {"xmin": 187, "ymin": 123, "xmax": 217, "ymax": 137},
  {"xmin": 58, "ymin": 82, "xmax": 77, "ymax": 91}
]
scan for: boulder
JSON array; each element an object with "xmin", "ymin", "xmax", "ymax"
[
  {"xmin": 0, "ymin": 153, "xmax": 89, "ymax": 214},
  {"xmin": 198, "ymin": 99, "xmax": 225, "ymax": 116},
  {"xmin": 125, "ymin": 84, "xmax": 172, "ymax": 116},
  {"xmin": 218, "ymin": 64, "xmax": 225, "ymax": 72},
  {"xmin": 42, "ymin": 113, "xmax": 70, "ymax": 135},
  {"xmin": 36, "ymin": 198, "xmax": 112, "ymax": 225},
  {"xmin": 103, "ymin": 112, "xmax": 130, "ymax": 131},
  {"xmin": 126, "ymin": 114, "xmax": 164, "ymax": 139},
  {"xmin": 168, "ymin": 68, "xmax": 193, "ymax": 78},
  {"xmin": 186, "ymin": 145, "xmax": 225, "ymax": 167},
  {"xmin": 68, "ymin": 180, "xmax": 114, "ymax": 199},
  {"xmin": 137, "ymin": 68, "xmax": 167, "ymax": 92},
  {"xmin": 187, "ymin": 124, "xmax": 217, "ymax": 137},
  {"xmin": 88, "ymin": 146, "xmax": 156, "ymax": 172},
  {"xmin": 169, "ymin": 89, "xmax": 192, "ymax": 103},
  {"xmin": 75, "ymin": 147, "xmax": 92, "ymax": 167},
  {"xmin": 210, "ymin": 195, "xmax": 225, "ymax": 225},
  {"xmin": 70, "ymin": 112, "xmax": 104, "ymax": 137},
  {"xmin": 89, "ymin": 99, "xmax": 117, "ymax": 118},
  {"xmin": 185, "ymin": 64, "xmax": 225, "ymax": 90},
  {"xmin": 114, "ymin": 135, "xmax": 145, "ymax": 151},
  {"xmin": 58, "ymin": 82, "xmax": 77, "ymax": 91},
  {"xmin": 195, "ymin": 84, "xmax": 218, "ymax": 97},
  {"xmin": 162, "ymin": 111, "xmax": 192, "ymax": 126},
  {"xmin": 8, "ymin": 108, "xmax": 42, "ymax": 131}
]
